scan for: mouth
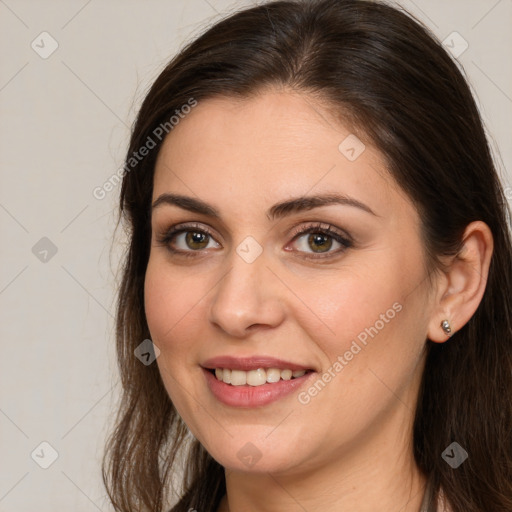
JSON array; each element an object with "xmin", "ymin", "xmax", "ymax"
[
  {"xmin": 202, "ymin": 367, "xmax": 316, "ymax": 408},
  {"xmin": 201, "ymin": 356, "xmax": 317, "ymax": 407},
  {"xmin": 201, "ymin": 355, "xmax": 317, "ymax": 408},
  {"xmin": 207, "ymin": 367, "xmax": 315, "ymax": 386}
]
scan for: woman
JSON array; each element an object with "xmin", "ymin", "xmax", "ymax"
[{"xmin": 102, "ymin": 0, "xmax": 512, "ymax": 511}]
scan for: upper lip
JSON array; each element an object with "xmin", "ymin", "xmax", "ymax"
[{"xmin": 201, "ymin": 356, "xmax": 315, "ymax": 372}]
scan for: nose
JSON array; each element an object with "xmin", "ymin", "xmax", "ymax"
[{"xmin": 208, "ymin": 248, "xmax": 286, "ymax": 338}]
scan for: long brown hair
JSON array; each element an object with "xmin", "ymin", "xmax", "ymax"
[{"xmin": 102, "ymin": 1, "xmax": 512, "ymax": 510}]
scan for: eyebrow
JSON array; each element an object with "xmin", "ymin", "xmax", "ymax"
[{"xmin": 151, "ymin": 192, "xmax": 377, "ymax": 220}]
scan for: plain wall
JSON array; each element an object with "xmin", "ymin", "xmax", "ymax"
[{"xmin": 0, "ymin": 0, "xmax": 511, "ymax": 510}]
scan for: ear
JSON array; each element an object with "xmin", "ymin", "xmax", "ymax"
[{"xmin": 427, "ymin": 221, "xmax": 494, "ymax": 343}]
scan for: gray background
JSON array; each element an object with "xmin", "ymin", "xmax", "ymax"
[{"xmin": 1, "ymin": 0, "xmax": 511, "ymax": 510}]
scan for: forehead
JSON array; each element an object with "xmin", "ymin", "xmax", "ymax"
[{"xmin": 152, "ymin": 90, "xmax": 413, "ymax": 222}]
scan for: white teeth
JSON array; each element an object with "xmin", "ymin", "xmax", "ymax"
[
  {"xmin": 281, "ymin": 369, "xmax": 292, "ymax": 380},
  {"xmin": 222, "ymin": 368, "xmax": 231, "ymax": 384},
  {"xmin": 266, "ymin": 368, "xmax": 281, "ymax": 383},
  {"xmin": 230, "ymin": 370, "xmax": 247, "ymax": 386},
  {"xmin": 213, "ymin": 368, "xmax": 310, "ymax": 386},
  {"xmin": 247, "ymin": 368, "xmax": 267, "ymax": 386}
]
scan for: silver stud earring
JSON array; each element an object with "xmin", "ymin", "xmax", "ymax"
[{"xmin": 441, "ymin": 319, "xmax": 452, "ymax": 336}]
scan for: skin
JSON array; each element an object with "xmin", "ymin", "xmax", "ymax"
[{"xmin": 144, "ymin": 88, "xmax": 493, "ymax": 511}]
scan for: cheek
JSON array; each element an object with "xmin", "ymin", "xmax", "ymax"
[
  {"xmin": 144, "ymin": 262, "xmax": 173, "ymax": 339},
  {"xmin": 305, "ymin": 266, "xmax": 403, "ymax": 347},
  {"xmin": 305, "ymin": 250, "xmax": 427, "ymax": 376},
  {"xmin": 295, "ymin": 267, "xmax": 427, "ymax": 437},
  {"xmin": 144, "ymin": 259, "xmax": 204, "ymax": 358},
  {"xmin": 144, "ymin": 259, "xmax": 208, "ymax": 425}
]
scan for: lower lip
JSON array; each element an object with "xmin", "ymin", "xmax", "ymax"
[{"xmin": 202, "ymin": 368, "xmax": 316, "ymax": 408}]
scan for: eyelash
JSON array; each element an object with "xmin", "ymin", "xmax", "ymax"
[{"xmin": 155, "ymin": 222, "xmax": 353, "ymax": 260}]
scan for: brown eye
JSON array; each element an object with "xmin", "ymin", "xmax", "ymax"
[
  {"xmin": 288, "ymin": 223, "xmax": 353, "ymax": 259},
  {"xmin": 183, "ymin": 231, "xmax": 210, "ymax": 250},
  {"xmin": 156, "ymin": 223, "xmax": 220, "ymax": 256},
  {"xmin": 306, "ymin": 233, "xmax": 334, "ymax": 253}
]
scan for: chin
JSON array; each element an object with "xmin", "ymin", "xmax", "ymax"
[{"xmin": 199, "ymin": 431, "xmax": 306, "ymax": 474}]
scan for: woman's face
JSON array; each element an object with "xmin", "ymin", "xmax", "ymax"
[{"xmin": 145, "ymin": 89, "xmax": 435, "ymax": 475}]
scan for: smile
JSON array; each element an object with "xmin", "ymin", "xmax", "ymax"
[
  {"xmin": 213, "ymin": 367, "xmax": 310, "ymax": 386},
  {"xmin": 202, "ymin": 367, "xmax": 316, "ymax": 408}
]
